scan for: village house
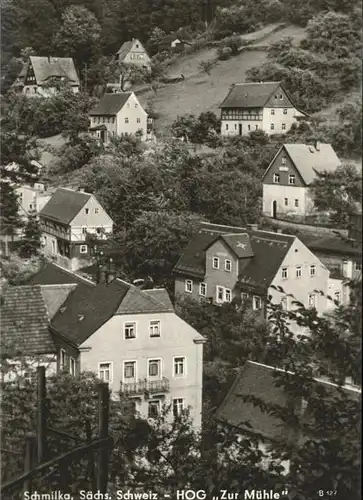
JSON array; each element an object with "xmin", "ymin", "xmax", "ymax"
[
  {"xmin": 89, "ymin": 92, "xmax": 152, "ymax": 144},
  {"xmin": 1, "ymin": 264, "xmax": 205, "ymax": 428},
  {"xmin": 299, "ymin": 232, "xmax": 361, "ymax": 308},
  {"xmin": 116, "ymin": 38, "xmax": 151, "ymax": 70},
  {"xmin": 219, "ymin": 81, "xmax": 307, "ymax": 137},
  {"xmin": 12, "ymin": 56, "xmax": 80, "ymax": 97},
  {"xmin": 216, "ymin": 360, "xmax": 361, "ymax": 473},
  {"xmin": 174, "ymin": 222, "xmax": 345, "ymax": 319},
  {"xmin": 262, "ymin": 142, "xmax": 341, "ymax": 219},
  {"xmin": 15, "ymin": 183, "xmax": 55, "ymax": 224},
  {"xmin": 39, "ymin": 188, "xmax": 114, "ymax": 271}
]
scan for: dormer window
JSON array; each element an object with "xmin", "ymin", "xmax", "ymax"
[{"xmin": 212, "ymin": 257, "xmax": 220, "ymax": 269}]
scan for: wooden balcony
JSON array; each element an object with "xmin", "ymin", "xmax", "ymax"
[{"xmin": 120, "ymin": 377, "xmax": 170, "ymax": 397}]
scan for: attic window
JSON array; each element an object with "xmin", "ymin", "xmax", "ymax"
[
  {"xmin": 85, "ymin": 208, "xmax": 89, "ymax": 214},
  {"xmin": 136, "ymin": 44, "xmax": 139, "ymax": 48}
]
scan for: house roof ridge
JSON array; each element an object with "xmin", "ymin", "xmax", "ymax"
[{"xmin": 51, "ymin": 263, "xmax": 96, "ymax": 286}]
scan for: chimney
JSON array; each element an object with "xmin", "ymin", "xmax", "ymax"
[
  {"xmin": 106, "ymin": 258, "xmax": 116, "ymax": 283},
  {"xmin": 97, "ymin": 265, "xmax": 107, "ymax": 284},
  {"xmin": 246, "ymin": 223, "xmax": 258, "ymax": 231}
]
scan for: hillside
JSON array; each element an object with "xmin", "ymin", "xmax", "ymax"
[{"xmin": 139, "ymin": 24, "xmax": 306, "ymax": 134}]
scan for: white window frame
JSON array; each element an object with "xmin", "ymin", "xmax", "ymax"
[
  {"xmin": 225, "ymin": 288, "xmax": 232, "ymax": 302},
  {"xmin": 124, "ymin": 321, "xmax": 136, "ymax": 339},
  {"xmin": 212, "ymin": 257, "xmax": 220, "ymax": 269},
  {"xmin": 69, "ymin": 357, "xmax": 76, "ymax": 376},
  {"xmin": 173, "ymin": 356, "xmax": 186, "ymax": 378},
  {"xmin": 284, "ymin": 198, "xmax": 288, "ymax": 206},
  {"xmin": 136, "ymin": 118, "xmax": 141, "ymax": 123},
  {"xmin": 281, "ymin": 156, "xmax": 287, "ymax": 165},
  {"xmin": 148, "ymin": 399, "xmax": 161, "ymax": 419},
  {"xmin": 334, "ymin": 291, "xmax": 341, "ymax": 304},
  {"xmin": 289, "ymin": 174, "xmax": 296, "ymax": 185},
  {"xmin": 271, "ymin": 109, "xmax": 275, "ymax": 115},
  {"xmin": 225, "ymin": 124, "xmax": 229, "ymax": 131},
  {"xmin": 82, "ymin": 226, "xmax": 87, "ymax": 235},
  {"xmin": 148, "ymin": 358, "xmax": 162, "ymax": 378},
  {"xmin": 185, "ymin": 279, "xmax": 193, "ymax": 293},
  {"xmin": 98, "ymin": 362, "xmax": 112, "ymax": 382},
  {"xmin": 225, "ymin": 259, "xmax": 232, "ymax": 272},
  {"xmin": 94, "ymin": 208, "xmax": 99, "ymax": 214},
  {"xmin": 216, "ymin": 285, "xmax": 224, "ymax": 303},
  {"xmin": 308, "ymin": 293, "xmax": 316, "ymax": 308},
  {"xmin": 173, "ymin": 398, "xmax": 185, "ymax": 418},
  {"xmin": 354, "ymin": 261, "xmax": 361, "ymax": 271},
  {"xmin": 253, "ymin": 296, "xmax": 262, "ymax": 310},
  {"xmin": 123, "ymin": 360, "xmax": 137, "ymax": 381},
  {"xmin": 310, "ymin": 265, "xmax": 316, "ymax": 277},
  {"xmin": 270, "ymin": 123, "xmax": 275, "ymax": 130},
  {"xmin": 80, "ymin": 245, "xmax": 88, "ymax": 254},
  {"xmin": 125, "ymin": 117, "xmax": 129, "ymax": 123},
  {"xmin": 283, "ymin": 108, "xmax": 287, "ymax": 115},
  {"xmin": 273, "ymin": 173, "xmax": 280, "ymax": 183},
  {"xmin": 199, "ymin": 282, "xmax": 207, "ymax": 297},
  {"xmin": 281, "ymin": 123, "xmax": 286, "ymax": 130},
  {"xmin": 296, "ymin": 266, "xmax": 302, "ymax": 278},
  {"xmin": 294, "ymin": 199, "xmax": 299, "ymax": 207},
  {"xmin": 241, "ymin": 292, "xmax": 249, "ymax": 303},
  {"xmin": 60, "ymin": 349, "xmax": 66, "ymax": 371},
  {"xmin": 281, "ymin": 267, "xmax": 288, "ymax": 279},
  {"xmin": 85, "ymin": 208, "xmax": 89, "ymax": 214},
  {"xmin": 149, "ymin": 320, "xmax": 160, "ymax": 337},
  {"xmin": 280, "ymin": 94, "xmax": 283, "ymax": 100}
]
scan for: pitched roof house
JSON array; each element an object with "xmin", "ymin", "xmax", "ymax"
[
  {"xmin": 39, "ymin": 188, "xmax": 114, "ymax": 271},
  {"xmin": 13, "ymin": 56, "xmax": 80, "ymax": 97},
  {"xmin": 89, "ymin": 92, "xmax": 151, "ymax": 143},
  {"xmin": 216, "ymin": 360, "xmax": 360, "ymax": 471},
  {"xmin": 116, "ymin": 39, "xmax": 151, "ymax": 69},
  {"xmin": 262, "ymin": 142, "xmax": 341, "ymax": 218},
  {"xmin": 174, "ymin": 222, "xmax": 338, "ymax": 321},
  {"xmin": 1, "ymin": 276, "xmax": 206, "ymax": 428},
  {"xmin": 219, "ymin": 81, "xmax": 307, "ymax": 137}
]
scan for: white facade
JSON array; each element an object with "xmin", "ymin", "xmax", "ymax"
[
  {"xmin": 15, "ymin": 184, "xmax": 53, "ymax": 222},
  {"xmin": 262, "ymin": 184, "xmax": 315, "ymax": 217},
  {"xmin": 23, "ymin": 84, "xmax": 79, "ymax": 97},
  {"xmin": 89, "ymin": 93, "xmax": 150, "ymax": 143},
  {"xmin": 119, "ymin": 39, "xmax": 151, "ymax": 69},
  {"xmin": 221, "ymin": 106, "xmax": 303, "ymax": 137}
]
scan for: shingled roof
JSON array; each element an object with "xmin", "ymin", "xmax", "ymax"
[
  {"xmin": 1, "ymin": 286, "xmax": 57, "ymax": 355},
  {"xmin": 26, "ymin": 56, "xmax": 79, "ymax": 85},
  {"xmin": 281, "ymin": 143, "xmax": 341, "ymax": 185},
  {"xmin": 89, "ymin": 93, "xmax": 132, "ymax": 116},
  {"xmin": 51, "ymin": 279, "xmax": 175, "ymax": 345},
  {"xmin": 216, "ymin": 361, "xmax": 361, "ymax": 442},
  {"xmin": 27, "ymin": 262, "xmax": 96, "ymax": 287},
  {"xmin": 219, "ymin": 82, "xmax": 282, "ymax": 108},
  {"xmin": 40, "ymin": 188, "xmax": 91, "ymax": 224},
  {"xmin": 174, "ymin": 223, "xmax": 294, "ymax": 292},
  {"xmin": 116, "ymin": 40, "xmax": 134, "ymax": 60}
]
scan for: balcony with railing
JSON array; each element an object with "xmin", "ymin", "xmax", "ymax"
[{"xmin": 120, "ymin": 377, "xmax": 170, "ymax": 397}]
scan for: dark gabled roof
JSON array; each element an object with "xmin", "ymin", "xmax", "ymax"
[
  {"xmin": 26, "ymin": 262, "xmax": 95, "ymax": 287},
  {"xmin": 219, "ymin": 82, "xmax": 281, "ymax": 109},
  {"xmin": 39, "ymin": 188, "xmax": 91, "ymax": 224},
  {"xmin": 216, "ymin": 361, "xmax": 361, "ymax": 442},
  {"xmin": 51, "ymin": 280, "xmax": 130, "ymax": 345},
  {"xmin": 116, "ymin": 285, "xmax": 174, "ymax": 314},
  {"xmin": 216, "ymin": 361, "xmax": 290, "ymax": 441},
  {"xmin": 298, "ymin": 233, "xmax": 362, "ymax": 258},
  {"xmin": 238, "ymin": 231, "xmax": 294, "ymax": 293},
  {"xmin": 173, "ymin": 232, "xmax": 217, "ymax": 278},
  {"xmin": 51, "ymin": 280, "xmax": 175, "ymax": 345},
  {"xmin": 174, "ymin": 223, "xmax": 294, "ymax": 292},
  {"xmin": 1, "ymin": 286, "xmax": 56, "ymax": 355},
  {"xmin": 89, "ymin": 93, "xmax": 132, "ymax": 116}
]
